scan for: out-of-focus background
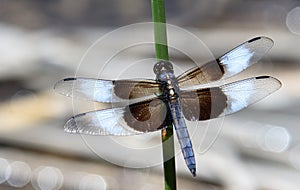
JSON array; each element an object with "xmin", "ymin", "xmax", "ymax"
[{"xmin": 0, "ymin": 0, "xmax": 300, "ymax": 189}]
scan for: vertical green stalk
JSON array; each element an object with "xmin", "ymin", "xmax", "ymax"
[{"xmin": 151, "ymin": 0, "xmax": 177, "ymax": 190}]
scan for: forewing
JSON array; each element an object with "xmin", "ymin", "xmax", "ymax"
[
  {"xmin": 181, "ymin": 76, "xmax": 281, "ymax": 121},
  {"xmin": 64, "ymin": 98, "xmax": 168, "ymax": 135},
  {"xmin": 177, "ymin": 36, "xmax": 274, "ymax": 87},
  {"xmin": 54, "ymin": 77, "xmax": 161, "ymax": 102}
]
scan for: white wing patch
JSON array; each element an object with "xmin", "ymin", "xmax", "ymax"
[
  {"xmin": 222, "ymin": 78, "xmax": 255, "ymax": 114},
  {"xmin": 221, "ymin": 76, "xmax": 281, "ymax": 115},
  {"xmin": 79, "ymin": 79, "xmax": 115, "ymax": 102},
  {"xmin": 219, "ymin": 47, "xmax": 254, "ymax": 77},
  {"xmin": 54, "ymin": 78, "xmax": 121, "ymax": 103},
  {"xmin": 64, "ymin": 108, "xmax": 143, "ymax": 136}
]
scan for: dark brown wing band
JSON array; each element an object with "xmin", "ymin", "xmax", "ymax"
[
  {"xmin": 181, "ymin": 87, "xmax": 227, "ymax": 121},
  {"xmin": 124, "ymin": 98, "xmax": 168, "ymax": 132},
  {"xmin": 177, "ymin": 60, "xmax": 224, "ymax": 88},
  {"xmin": 114, "ymin": 80, "xmax": 162, "ymax": 100}
]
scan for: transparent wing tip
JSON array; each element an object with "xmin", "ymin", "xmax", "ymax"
[
  {"xmin": 249, "ymin": 36, "xmax": 273, "ymax": 44},
  {"xmin": 256, "ymin": 76, "xmax": 282, "ymax": 92},
  {"xmin": 54, "ymin": 78, "xmax": 76, "ymax": 96},
  {"xmin": 64, "ymin": 117, "xmax": 78, "ymax": 133}
]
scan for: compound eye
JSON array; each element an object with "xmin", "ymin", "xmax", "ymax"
[
  {"xmin": 153, "ymin": 62, "xmax": 160, "ymax": 74},
  {"xmin": 165, "ymin": 61, "xmax": 173, "ymax": 71}
]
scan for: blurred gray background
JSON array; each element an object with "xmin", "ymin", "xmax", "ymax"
[{"xmin": 0, "ymin": 0, "xmax": 300, "ymax": 189}]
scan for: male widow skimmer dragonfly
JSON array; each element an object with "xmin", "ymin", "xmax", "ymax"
[{"xmin": 54, "ymin": 36, "xmax": 281, "ymax": 177}]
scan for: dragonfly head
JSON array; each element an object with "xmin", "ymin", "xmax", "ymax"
[{"xmin": 153, "ymin": 60, "xmax": 174, "ymax": 76}]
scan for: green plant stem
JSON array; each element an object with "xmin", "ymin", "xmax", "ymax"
[{"xmin": 151, "ymin": 0, "xmax": 177, "ymax": 190}]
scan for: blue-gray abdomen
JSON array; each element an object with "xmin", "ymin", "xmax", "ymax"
[{"xmin": 168, "ymin": 100, "xmax": 196, "ymax": 176}]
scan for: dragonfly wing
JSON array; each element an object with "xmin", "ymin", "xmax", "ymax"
[
  {"xmin": 64, "ymin": 98, "xmax": 168, "ymax": 135},
  {"xmin": 54, "ymin": 77, "xmax": 161, "ymax": 103},
  {"xmin": 177, "ymin": 36, "xmax": 274, "ymax": 88},
  {"xmin": 181, "ymin": 76, "xmax": 281, "ymax": 121}
]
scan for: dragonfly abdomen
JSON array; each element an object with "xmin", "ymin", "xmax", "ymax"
[
  {"xmin": 169, "ymin": 100, "xmax": 196, "ymax": 177},
  {"xmin": 176, "ymin": 126, "xmax": 196, "ymax": 176}
]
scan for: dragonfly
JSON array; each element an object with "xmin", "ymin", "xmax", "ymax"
[{"xmin": 54, "ymin": 36, "xmax": 281, "ymax": 177}]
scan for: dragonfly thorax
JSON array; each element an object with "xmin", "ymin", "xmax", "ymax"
[{"xmin": 153, "ymin": 61, "xmax": 180, "ymax": 100}]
